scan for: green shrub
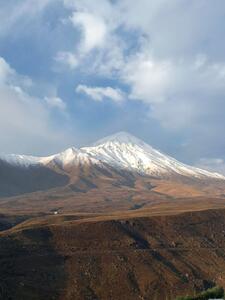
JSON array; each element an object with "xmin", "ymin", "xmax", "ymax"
[
  {"xmin": 175, "ymin": 286, "xmax": 224, "ymax": 300},
  {"xmin": 198, "ymin": 286, "xmax": 224, "ymax": 299}
]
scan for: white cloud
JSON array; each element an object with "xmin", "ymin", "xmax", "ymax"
[
  {"xmin": 122, "ymin": 53, "xmax": 173, "ymax": 104},
  {"xmin": 70, "ymin": 12, "xmax": 107, "ymax": 53},
  {"xmin": 59, "ymin": 0, "xmax": 123, "ymax": 74},
  {"xmin": 196, "ymin": 158, "xmax": 225, "ymax": 176},
  {"xmin": 118, "ymin": 50, "xmax": 225, "ymax": 129},
  {"xmin": 122, "ymin": 51, "xmax": 225, "ymax": 104},
  {"xmin": 60, "ymin": 0, "xmax": 225, "ymax": 132},
  {"xmin": 44, "ymin": 96, "xmax": 66, "ymax": 110},
  {"xmin": 76, "ymin": 84, "xmax": 124, "ymax": 102},
  {"xmin": 55, "ymin": 51, "xmax": 78, "ymax": 70},
  {"xmin": 63, "ymin": 0, "xmax": 114, "ymax": 22}
]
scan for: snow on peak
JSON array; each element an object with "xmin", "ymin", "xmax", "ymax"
[
  {"xmin": 51, "ymin": 147, "xmax": 79, "ymax": 166},
  {"xmin": 93, "ymin": 131, "xmax": 148, "ymax": 147},
  {"xmin": 0, "ymin": 152, "xmax": 56, "ymax": 167},
  {"xmin": 0, "ymin": 147, "xmax": 98, "ymax": 168},
  {"xmin": 0, "ymin": 154, "xmax": 42, "ymax": 167},
  {"xmin": 52, "ymin": 147, "xmax": 97, "ymax": 167},
  {"xmin": 83, "ymin": 132, "xmax": 225, "ymax": 180},
  {"xmin": 0, "ymin": 148, "xmax": 80, "ymax": 168}
]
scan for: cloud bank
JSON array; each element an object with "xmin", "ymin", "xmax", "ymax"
[{"xmin": 0, "ymin": 56, "xmax": 71, "ymax": 155}]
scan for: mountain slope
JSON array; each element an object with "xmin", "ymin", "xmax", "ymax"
[{"xmin": 0, "ymin": 131, "xmax": 225, "ymax": 201}]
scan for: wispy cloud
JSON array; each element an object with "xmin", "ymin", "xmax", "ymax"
[
  {"xmin": 76, "ymin": 85, "xmax": 124, "ymax": 102},
  {"xmin": 54, "ymin": 51, "xmax": 78, "ymax": 70},
  {"xmin": 0, "ymin": 0, "xmax": 54, "ymax": 36}
]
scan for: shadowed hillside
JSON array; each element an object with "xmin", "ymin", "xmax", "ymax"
[
  {"xmin": 1, "ymin": 208, "xmax": 225, "ymax": 299},
  {"xmin": 0, "ymin": 160, "xmax": 69, "ymax": 197}
]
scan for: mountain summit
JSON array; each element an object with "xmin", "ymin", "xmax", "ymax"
[
  {"xmin": 93, "ymin": 131, "xmax": 147, "ymax": 147},
  {"xmin": 1, "ymin": 132, "xmax": 224, "ymax": 180}
]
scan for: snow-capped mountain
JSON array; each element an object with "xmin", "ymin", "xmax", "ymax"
[
  {"xmin": 82, "ymin": 132, "xmax": 225, "ymax": 180},
  {"xmin": 1, "ymin": 132, "xmax": 224, "ymax": 180}
]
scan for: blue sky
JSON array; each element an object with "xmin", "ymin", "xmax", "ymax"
[{"xmin": 0, "ymin": 0, "xmax": 225, "ymax": 174}]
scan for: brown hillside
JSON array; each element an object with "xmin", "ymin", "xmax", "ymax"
[{"xmin": 1, "ymin": 208, "xmax": 225, "ymax": 299}]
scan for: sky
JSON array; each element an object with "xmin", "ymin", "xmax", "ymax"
[{"xmin": 0, "ymin": 0, "xmax": 225, "ymax": 174}]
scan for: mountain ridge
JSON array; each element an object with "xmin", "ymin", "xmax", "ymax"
[{"xmin": 1, "ymin": 131, "xmax": 224, "ymax": 180}]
